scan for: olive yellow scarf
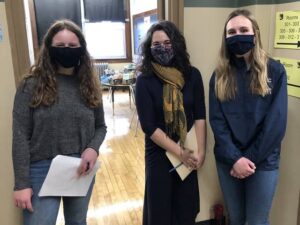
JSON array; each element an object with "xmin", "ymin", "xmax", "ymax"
[{"xmin": 152, "ymin": 62, "xmax": 187, "ymax": 146}]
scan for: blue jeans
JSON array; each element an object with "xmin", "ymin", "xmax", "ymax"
[
  {"xmin": 23, "ymin": 158, "xmax": 95, "ymax": 225},
  {"xmin": 216, "ymin": 161, "xmax": 278, "ymax": 225}
]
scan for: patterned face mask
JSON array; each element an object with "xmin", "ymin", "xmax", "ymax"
[{"xmin": 151, "ymin": 45, "xmax": 174, "ymax": 66}]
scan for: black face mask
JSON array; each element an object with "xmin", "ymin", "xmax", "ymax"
[
  {"xmin": 49, "ymin": 47, "xmax": 83, "ymax": 68},
  {"xmin": 226, "ymin": 35, "xmax": 255, "ymax": 55}
]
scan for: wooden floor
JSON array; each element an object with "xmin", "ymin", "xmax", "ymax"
[{"xmin": 57, "ymin": 89, "xmax": 145, "ymax": 225}]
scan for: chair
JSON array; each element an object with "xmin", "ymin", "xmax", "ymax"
[{"xmin": 129, "ymin": 84, "xmax": 139, "ymax": 137}]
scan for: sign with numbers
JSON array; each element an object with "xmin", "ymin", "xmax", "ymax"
[
  {"xmin": 274, "ymin": 11, "xmax": 300, "ymax": 49},
  {"xmin": 274, "ymin": 57, "xmax": 300, "ymax": 98}
]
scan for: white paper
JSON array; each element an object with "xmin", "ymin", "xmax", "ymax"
[
  {"xmin": 166, "ymin": 124, "xmax": 198, "ymax": 180},
  {"xmin": 38, "ymin": 155, "xmax": 100, "ymax": 197}
]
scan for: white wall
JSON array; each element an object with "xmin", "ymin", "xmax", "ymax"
[
  {"xmin": 23, "ymin": 0, "xmax": 34, "ymax": 65},
  {"xmin": 130, "ymin": 0, "xmax": 157, "ymax": 16}
]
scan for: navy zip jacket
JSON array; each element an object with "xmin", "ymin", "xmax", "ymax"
[{"xmin": 209, "ymin": 57, "xmax": 287, "ymax": 170}]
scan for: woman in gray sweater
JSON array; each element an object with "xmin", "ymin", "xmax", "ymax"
[{"xmin": 12, "ymin": 20, "xmax": 106, "ymax": 225}]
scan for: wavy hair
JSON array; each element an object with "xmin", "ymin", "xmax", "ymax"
[
  {"xmin": 138, "ymin": 20, "xmax": 191, "ymax": 78},
  {"xmin": 25, "ymin": 19, "xmax": 101, "ymax": 107},
  {"xmin": 215, "ymin": 9, "xmax": 269, "ymax": 101}
]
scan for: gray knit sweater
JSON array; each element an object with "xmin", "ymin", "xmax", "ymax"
[{"xmin": 12, "ymin": 74, "xmax": 107, "ymax": 190}]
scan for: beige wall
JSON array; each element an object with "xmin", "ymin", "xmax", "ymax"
[
  {"xmin": 0, "ymin": 2, "xmax": 22, "ymax": 225},
  {"xmin": 184, "ymin": 7, "xmax": 232, "ymax": 221},
  {"xmin": 185, "ymin": 2, "xmax": 300, "ymax": 224},
  {"xmin": 1, "ymin": 1, "xmax": 299, "ymax": 224},
  {"xmin": 268, "ymin": 3, "xmax": 300, "ymax": 225}
]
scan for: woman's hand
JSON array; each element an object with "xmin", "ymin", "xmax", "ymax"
[
  {"xmin": 13, "ymin": 188, "xmax": 33, "ymax": 212},
  {"xmin": 179, "ymin": 147, "xmax": 198, "ymax": 169},
  {"xmin": 194, "ymin": 152, "xmax": 205, "ymax": 169},
  {"xmin": 77, "ymin": 148, "xmax": 98, "ymax": 176},
  {"xmin": 231, "ymin": 157, "xmax": 256, "ymax": 179},
  {"xmin": 183, "ymin": 150, "xmax": 205, "ymax": 170}
]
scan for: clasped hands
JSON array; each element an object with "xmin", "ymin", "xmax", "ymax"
[
  {"xmin": 230, "ymin": 157, "xmax": 256, "ymax": 179},
  {"xmin": 179, "ymin": 147, "xmax": 204, "ymax": 170}
]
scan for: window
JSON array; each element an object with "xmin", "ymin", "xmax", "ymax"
[
  {"xmin": 84, "ymin": 22, "xmax": 127, "ymax": 59},
  {"xmin": 82, "ymin": 0, "xmax": 131, "ymax": 61},
  {"xmin": 28, "ymin": 0, "xmax": 132, "ymax": 62}
]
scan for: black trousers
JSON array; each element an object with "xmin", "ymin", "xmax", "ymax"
[{"xmin": 143, "ymin": 147, "xmax": 199, "ymax": 225}]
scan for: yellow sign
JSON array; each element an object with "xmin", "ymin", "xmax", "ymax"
[
  {"xmin": 274, "ymin": 57, "xmax": 300, "ymax": 98},
  {"xmin": 274, "ymin": 11, "xmax": 300, "ymax": 49}
]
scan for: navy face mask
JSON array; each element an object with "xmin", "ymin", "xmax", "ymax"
[
  {"xmin": 151, "ymin": 45, "xmax": 174, "ymax": 66},
  {"xmin": 226, "ymin": 35, "xmax": 255, "ymax": 55},
  {"xmin": 49, "ymin": 47, "xmax": 83, "ymax": 68}
]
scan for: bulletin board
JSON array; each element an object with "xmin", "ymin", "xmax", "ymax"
[{"xmin": 133, "ymin": 9, "xmax": 157, "ymax": 55}]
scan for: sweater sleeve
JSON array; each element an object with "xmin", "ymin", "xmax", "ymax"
[
  {"xmin": 86, "ymin": 102, "xmax": 107, "ymax": 153},
  {"xmin": 12, "ymin": 81, "xmax": 33, "ymax": 190},
  {"xmin": 209, "ymin": 74, "xmax": 243, "ymax": 165},
  {"xmin": 135, "ymin": 75, "xmax": 157, "ymax": 136},
  {"xmin": 244, "ymin": 64, "xmax": 287, "ymax": 164}
]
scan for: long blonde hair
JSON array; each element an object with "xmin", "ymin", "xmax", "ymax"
[
  {"xmin": 25, "ymin": 19, "xmax": 101, "ymax": 108},
  {"xmin": 215, "ymin": 9, "xmax": 269, "ymax": 101}
]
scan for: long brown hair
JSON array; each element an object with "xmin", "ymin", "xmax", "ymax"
[
  {"xmin": 215, "ymin": 9, "xmax": 270, "ymax": 101},
  {"xmin": 138, "ymin": 20, "xmax": 191, "ymax": 78},
  {"xmin": 25, "ymin": 19, "xmax": 101, "ymax": 107}
]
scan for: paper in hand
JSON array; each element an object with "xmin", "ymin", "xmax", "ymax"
[
  {"xmin": 166, "ymin": 124, "xmax": 198, "ymax": 180},
  {"xmin": 38, "ymin": 155, "xmax": 100, "ymax": 197}
]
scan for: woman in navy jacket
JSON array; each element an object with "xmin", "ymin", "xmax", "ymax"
[
  {"xmin": 136, "ymin": 21, "xmax": 206, "ymax": 225},
  {"xmin": 209, "ymin": 9, "xmax": 287, "ymax": 225}
]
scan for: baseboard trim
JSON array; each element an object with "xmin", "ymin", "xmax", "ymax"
[
  {"xmin": 196, "ymin": 217, "xmax": 226, "ymax": 225},
  {"xmin": 196, "ymin": 219, "xmax": 212, "ymax": 225}
]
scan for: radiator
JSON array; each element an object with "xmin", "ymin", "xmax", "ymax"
[{"xmin": 94, "ymin": 62, "xmax": 109, "ymax": 77}]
